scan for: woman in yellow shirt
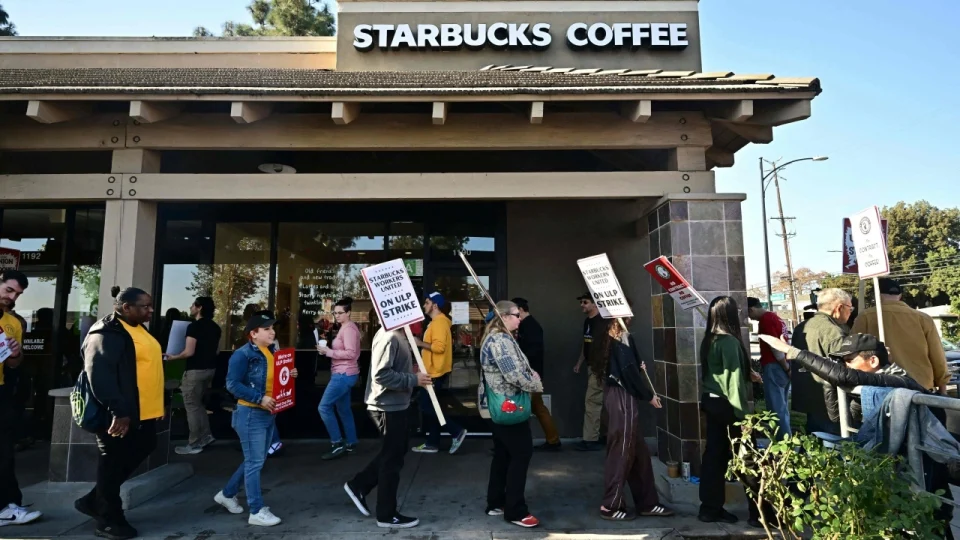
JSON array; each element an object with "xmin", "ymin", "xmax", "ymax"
[{"xmin": 78, "ymin": 286, "xmax": 165, "ymax": 540}]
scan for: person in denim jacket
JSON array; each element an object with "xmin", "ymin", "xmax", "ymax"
[{"xmin": 213, "ymin": 314, "xmax": 297, "ymax": 527}]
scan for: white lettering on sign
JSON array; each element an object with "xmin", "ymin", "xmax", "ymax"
[
  {"xmin": 577, "ymin": 253, "xmax": 633, "ymax": 319},
  {"xmin": 362, "ymin": 259, "xmax": 426, "ymax": 331},
  {"xmin": 849, "ymin": 206, "xmax": 890, "ymax": 279},
  {"xmin": 354, "ymin": 22, "xmax": 686, "ymax": 52}
]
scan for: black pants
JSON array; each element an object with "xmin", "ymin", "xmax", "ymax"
[
  {"xmin": 351, "ymin": 409, "xmax": 409, "ymax": 522},
  {"xmin": 488, "ymin": 420, "xmax": 533, "ymax": 522},
  {"xmin": 699, "ymin": 395, "xmax": 764, "ymax": 520},
  {"xmin": 81, "ymin": 420, "xmax": 157, "ymax": 524},
  {"xmin": 0, "ymin": 390, "xmax": 22, "ymax": 508}
]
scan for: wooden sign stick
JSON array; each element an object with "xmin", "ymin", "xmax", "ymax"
[{"xmin": 404, "ymin": 325, "xmax": 446, "ymax": 426}]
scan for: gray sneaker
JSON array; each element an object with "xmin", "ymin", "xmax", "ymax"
[
  {"xmin": 175, "ymin": 444, "xmax": 203, "ymax": 455},
  {"xmin": 449, "ymin": 429, "xmax": 468, "ymax": 455},
  {"xmin": 199, "ymin": 435, "xmax": 216, "ymax": 448}
]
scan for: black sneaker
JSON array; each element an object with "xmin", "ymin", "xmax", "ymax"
[
  {"xmin": 698, "ymin": 509, "xmax": 738, "ymax": 524},
  {"xmin": 377, "ymin": 514, "xmax": 419, "ymax": 529},
  {"xmin": 534, "ymin": 441, "xmax": 562, "ymax": 452},
  {"xmin": 322, "ymin": 442, "xmax": 346, "ymax": 461},
  {"xmin": 95, "ymin": 522, "xmax": 137, "ymax": 540},
  {"xmin": 345, "ymin": 443, "xmax": 358, "ymax": 453},
  {"xmin": 573, "ymin": 440, "xmax": 603, "ymax": 452},
  {"xmin": 343, "ymin": 482, "xmax": 370, "ymax": 517}
]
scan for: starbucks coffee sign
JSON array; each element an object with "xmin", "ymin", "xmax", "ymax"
[{"xmin": 353, "ymin": 22, "xmax": 689, "ymax": 52}]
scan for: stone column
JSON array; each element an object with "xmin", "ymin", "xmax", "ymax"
[{"xmin": 643, "ymin": 193, "xmax": 747, "ymax": 476}]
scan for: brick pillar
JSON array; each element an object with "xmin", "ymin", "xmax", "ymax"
[{"xmin": 643, "ymin": 194, "xmax": 747, "ymax": 476}]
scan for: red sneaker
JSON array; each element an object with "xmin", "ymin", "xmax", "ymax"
[{"xmin": 511, "ymin": 515, "xmax": 540, "ymax": 528}]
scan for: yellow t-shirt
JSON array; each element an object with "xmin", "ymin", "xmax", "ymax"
[
  {"xmin": 0, "ymin": 311, "xmax": 23, "ymax": 387},
  {"xmin": 422, "ymin": 313, "xmax": 453, "ymax": 378},
  {"xmin": 239, "ymin": 345, "xmax": 274, "ymax": 410},
  {"xmin": 118, "ymin": 319, "xmax": 165, "ymax": 421}
]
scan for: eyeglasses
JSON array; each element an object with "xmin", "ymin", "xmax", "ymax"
[
  {"xmin": 505, "ymin": 312, "xmax": 521, "ymax": 319},
  {"xmin": 841, "ymin": 304, "xmax": 854, "ymax": 311},
  {"xmin": 132, "ymin": 304, "xmax": 153, "ymax": 309},
  {"xmin": 333, "ymin": 311, "xmax": 346, "ymax": 316}
]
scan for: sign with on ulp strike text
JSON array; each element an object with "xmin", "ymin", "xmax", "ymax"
[
  {"xmin": 577, "ymin": 253, "xmax": 633, "ymax": 319},
  {"xmin": 272, "ymin": 348, "xmax": 296, "ymax": 414},
  {"xmin": 849, "ymin": 206, "xmax": 890, "ymax": 279},
  {"xmin": 362, "ymin": 259, "xmax": 425, "ymax": 331},
  {"xmin": 644, "ymin": 256, "xmax": 707, "ymax": 311}
]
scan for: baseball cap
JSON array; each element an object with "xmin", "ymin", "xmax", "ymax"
[
  {"xmin": 426, "ymin": 292, "xmax": 446, "ymax": 308},
  {"xmin": 830, "ymin": 333, "xmax": 884, "ymax": 359},
  {"xmin": 577, "ymin": 292, "xmax": 593, "ymax": 302},
  {"xmin": 878, "ymin": 278, "xmax": 902, "ymax": 296},
  {"xmin": 244, "ymin": 313, "xmax": 276, "ymax": 336}
]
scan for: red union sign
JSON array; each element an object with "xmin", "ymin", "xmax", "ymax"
[
  {"xmin": 0, "ymin": 248, "xmax": 20, "ymax": 271},
  {"xmin": 272, "ymin": 348, "xmax": 296, "ymax": 414},
  {"xmin": 643, "ymin": 256, "xmax": 706, "ymax": 311},
  {"xmin": 843, "ymin": 218, "xmax": 888, "ymax": 275}
]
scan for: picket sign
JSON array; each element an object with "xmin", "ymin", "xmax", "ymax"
[
  {"xmin": 577, "ymin": 253, "xmax": 657, "ymax": 395},
  {"xmin": 849, "ymin": 205, "xmax": 891, "ymax": 342},
  {"xmin": 361, "ymin": 259, "xmax": 445, "ymax": 426}
]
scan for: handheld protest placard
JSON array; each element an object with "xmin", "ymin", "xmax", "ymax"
[
  {"xmin": 850, "ymin": 206, "xmax": 891, "ymax": 342},
  {"xmin": 577, "ymin": 253, "xmax": 656, "ymax": 394},
  {"xmin": 361, "ymin": 259, "xmax": 446, "ymax": 426}
]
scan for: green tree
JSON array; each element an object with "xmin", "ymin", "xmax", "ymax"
[
  {"xmin": 200, "ymin": 0, "xmax": 335, "ymax": 37},
  {"xmin": 0, "ymin": 3, "xmax": 16, "ymax": 37}
]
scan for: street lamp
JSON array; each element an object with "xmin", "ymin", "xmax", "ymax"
[{"xmin": 759, "ymin": 156, "xmax": 828, "ymax": 319}]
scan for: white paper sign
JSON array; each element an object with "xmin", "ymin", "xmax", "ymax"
[
  {"xmin": 165, "ymin": 320, "xmax": 190, "ymax": 356},
  {"xmin": 849, "ymin": 206, "xmax": 890, "ymax": 279},
  {"xmin": 577, "ymin": 253, "xmax": 633, "ymax": 319},
  {"xmin": 451, "ymin": 302, "xmax": 470, "ymax": 325},
  {"xmin": 362, "ymin": 259, "xmax": 425, "ymax": 331}
]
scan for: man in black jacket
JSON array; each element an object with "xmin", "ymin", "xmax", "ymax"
[{"xmin": 513, "ymin": 298, "xmax": 560, "ymax": 451}]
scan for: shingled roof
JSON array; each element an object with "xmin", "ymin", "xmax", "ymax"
[{"xmin": 0, "ymin": 67, "xmax": 821, "ymax": 97}]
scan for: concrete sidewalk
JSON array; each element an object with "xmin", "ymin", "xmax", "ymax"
[{"xmin": 5, "ymin": 438, "xmax": 772, "ymax": 540}]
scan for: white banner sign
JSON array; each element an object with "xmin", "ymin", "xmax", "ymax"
[
  {"xmin": 451, "ymin": 302, "xmax": 470, "ymax": 326},
  {"xmin": 165, "ymin": 320, "xmax": 190, "ymax": 356},
  {"xmin": 849, "ymin": 206, "xmax": 890, "ymax": 279},
  {"xmin": 577, "ymin": 253, "xmax": 633, "ymax": 319},
  {"xmin": 362, "ymin": 259, "xmax": 425, "ymax": 331}
]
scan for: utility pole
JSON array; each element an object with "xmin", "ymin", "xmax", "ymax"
[{"xmin": 771, "ymin": 166, "xmax": 800, "ymax": 324}]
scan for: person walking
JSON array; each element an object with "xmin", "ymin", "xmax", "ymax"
[
  {"xmin": 0, "ymin": 271, "xmax": 41, "ymax": 528},
  {"xmin": 213, "ymin": 313, "xmax": 297, "ymax": 527},
  {"xmin": 512, "ymin": 298, "xmax": 561, "ymax": 451},
  {"xmin": 592, "ymin": 317, "xmax": 673, "ymax": 521},
  {"xmin": 698, "ymin": 296, "xmax": 766, "ymax": 528},
  {"xmin": 76, "ymin": 287, "xmax": 165, "ymax": 540},
  {"xmin": 344, "ymin": 326, "xmax": 432, "ymax": 529},
  {"xmin": 573, "ymin": 293, "xmax": 605, "ymax": 451},
  {"xmin": 317, "ymin": 298, "xmax": 361, "ymax": 460},
  {"xmin": 412, "ymin": 292, "xmax": 468, "ymax": 455},
  {"xmin": 746, "ymin": 297, "xmax": 791, "ymax": 440},
  {"xmin": 166, "ymin": 296, "xmax": 222, "ymax": 455},
  {"xmin": 481, "ymin": 300, "xmax": 543, "ymax": 528}
]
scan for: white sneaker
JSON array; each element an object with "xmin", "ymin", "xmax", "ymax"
[
  {"xmin": 0, "ymin": 503, "xmax": 42, "ymax": 526},
  {"xmin": 214, "ymin": 491, "xmax": 244, "ymax": 514},
  {"xmin": 248, "ymin": 507, "xmax": 281, "ymax": 527},
  {"xmin": 175, "ymin": 444, "xmax": 203, "ymax": 455}
]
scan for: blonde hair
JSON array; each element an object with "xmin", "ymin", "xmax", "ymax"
[{"xmin": 482, "ymin": 300, "xmax": 517, "ymax": 343}]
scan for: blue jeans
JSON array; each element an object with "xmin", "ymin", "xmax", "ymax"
[
  {"xmin": 318, "ymin": 373, "xmax": 359, "ymax": 445},
  {"xmin": 762, "ymin": 363, "xmax": 792, "ymax": 440},
  {"xmin": 419, "ymin": 373, "xmax": 464, "ymax": 447},
  {"xmin": 223, "ymin": 405, "xmax": 275, "ymax": 514}
]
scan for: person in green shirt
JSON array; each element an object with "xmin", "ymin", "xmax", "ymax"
[{"xmin": 697, "ymin": 296, "xmax": 767, "ymax": 528}]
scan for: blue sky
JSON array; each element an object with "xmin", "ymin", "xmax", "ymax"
[{"xmin": 5, "ymin": 0, "xmax": 960, "ymax": 290}]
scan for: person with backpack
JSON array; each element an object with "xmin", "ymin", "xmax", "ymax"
[
  {"xmin": 480, "ymin": 300, "xmax": 543, "ymax": 528},
  {"xmin": 76, "ymin": 286, "xmax": 165, "ymax": 540}
]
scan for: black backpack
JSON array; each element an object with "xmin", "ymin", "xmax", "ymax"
[{"xmin": 70, "ymin": 371, "xmax": 110, "ymax": 433}]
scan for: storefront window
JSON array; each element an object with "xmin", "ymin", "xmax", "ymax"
[
  {"xmin": 429, "ymin": 221, "xmax": 496, "ymax": 264},
  {"xmin": 66, "ymin": 208, "xmax": 106, "ymax": 378}
]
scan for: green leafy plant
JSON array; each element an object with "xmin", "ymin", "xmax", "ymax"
[{"xmin": 729, "ymin": 411, "xmax": 943, "ymax": 539}]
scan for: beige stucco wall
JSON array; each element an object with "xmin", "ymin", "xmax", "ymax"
[
  {"xmin": 337, "ymin": 5, "xmax": 701, "ymax": 71},
  {"xmin": 507, "ymin": 199, "xmax": 656, "ymax": 438}
]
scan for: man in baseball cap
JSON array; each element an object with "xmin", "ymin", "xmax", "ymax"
[{"xmin": 828, "ymin": 333, "xmax": 891, "ymax": 373}]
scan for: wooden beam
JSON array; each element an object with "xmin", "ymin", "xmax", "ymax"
[
  {"xmin": 120, "ymin": 171, "xmax": 716, "ymax": 201},
  {"xmin": 620, "ymin": 100, "xmax": 652, "ymax": 123},
  {"xmin": 714, "ymin": 120, "xmax": 774, "ymax": 144},
  {"xmin": 749, "ymin": 99, "xmax": 811, "ymax": 126},
  {"xmin": 529, "ymin": 102, "xmax": 544, "ymax": 124},
  {"xmin": 124, "ymin": 112, "xmax": 713, "ymax": 151},
  {"xmin": 25, "ymin": 101, "xmax": 91, "ymax": 124},
  {"xmin": 0, "ymin": 114, "xmax": 126, "ymax": 150},
  {"xmin": 111, "ymin": 149, "xmax": 161, "ymax": 174},
  {"xmin": 712, "ymin": 100, "xmax": 754, "ymax": 123},
  {"xmin": 0, "ymin": 174, "xmax": 122, "ymax": 200},
  {"xmin": 230, "ymin": 102, "xmax": 273, "ymax": 124},
  {"xmin": 432, "ymin": 102, "xmax": 448, "ymax": 125},
  {"xmin": 706, "ymin": 148, "xmax": 735, "ymax": 168},
  {"xmin": 129, "ymin": 100, "xmax": 181, "ymax": 124},
  {"xmin": 332, "ymin": 102, "xmax": 361, "ymax": 125},
  {"xmin": 667, "ymin": 147, "xmax": 708, "ymax": 171}
]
